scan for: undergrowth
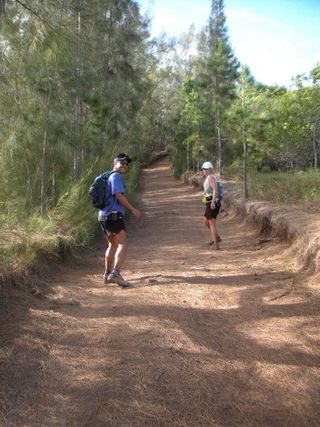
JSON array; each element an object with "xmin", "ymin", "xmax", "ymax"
[
  {"xmin": 248, "ymin": 169, "xmax": 320, "ymax": 204},
  {"xmin": 0, "ymin": 160, "xmax": 141, "ymax": 281}
]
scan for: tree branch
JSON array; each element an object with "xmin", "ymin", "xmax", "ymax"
[{"xmin": 16, "ymin": 0, "xmax": 39, "ymax": 16}]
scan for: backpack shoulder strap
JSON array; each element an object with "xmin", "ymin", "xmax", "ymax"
[{"xmin": 102, "ymin": 170, "xmax": 116, "ymax": 180}]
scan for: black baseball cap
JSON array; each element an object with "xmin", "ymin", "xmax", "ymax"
[{"xmin": 114, "ymin": 153, "xmax": 132, "ymax": 163}]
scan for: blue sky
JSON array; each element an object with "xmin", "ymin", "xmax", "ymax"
[{"xmin": 138, "ymin": 0, "xmax": 320, "ymax": 87}]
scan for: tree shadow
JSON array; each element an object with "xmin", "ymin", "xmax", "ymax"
[{"xmin": 34, "ymin": 279, "xmax": 320, "ymax": 426}]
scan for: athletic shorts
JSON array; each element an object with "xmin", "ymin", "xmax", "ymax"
[
  {"xmin": 99, "ymin": 212, "xmax": 127, "ymax": 236},
  {"xmin": 204, "ymin": 201, "xmax": 221, "ymax": 219}
]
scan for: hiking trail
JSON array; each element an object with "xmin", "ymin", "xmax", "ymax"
[{"xmin": 1, "ymin": 158, "xmax": 319, "ymax": 426}]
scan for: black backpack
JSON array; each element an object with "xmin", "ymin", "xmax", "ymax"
[{"xmin": 88, "ymin": 170, "xmax": 116, "ymax": 209}]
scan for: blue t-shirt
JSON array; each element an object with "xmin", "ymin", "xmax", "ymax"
[{"xmin": 98, "ymin": 172, "xmax": 125, "ymax": 220}]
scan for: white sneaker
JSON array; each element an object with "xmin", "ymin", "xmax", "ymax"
[{"xmin": 109, "ymin": 270, "xmax": 131, "ymax": 288}]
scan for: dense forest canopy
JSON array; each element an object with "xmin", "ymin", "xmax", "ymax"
[{"xmin": 0, "ymin": 0, "xmax": 319, "ymax": 227}]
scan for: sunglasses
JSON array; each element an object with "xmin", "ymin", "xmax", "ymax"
[{"xmin": 119, "ymin": 161, "xmax": 128, "ymax": 166}]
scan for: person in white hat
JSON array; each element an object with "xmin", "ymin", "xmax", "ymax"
[{"xmin": 201, "ymin": 161, "xmax": 222, "ymax": 249}]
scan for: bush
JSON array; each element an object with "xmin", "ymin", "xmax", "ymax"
[{"xmin": 0, "ymin": 156, "xmax": 142, "ymax": 280}]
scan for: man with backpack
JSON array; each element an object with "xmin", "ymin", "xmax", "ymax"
[{"xmin": 98, "ymin": 153, "xmax": 141, "ymax": 287}]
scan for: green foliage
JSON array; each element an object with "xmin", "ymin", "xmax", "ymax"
[
  {"xmin": 1, "ymin": 0, "xmax": 320, "ymax": 279},
  {"xmin": 0, "ymin": 0, "xmax": 153, "ymax": 276},
  {"xmin": 0, "ymin": 155, "xmax": 142, "ymax": 274},
  {"xmin": 169, "ymin": 0, "xmax": 240, "ymax": 175}
]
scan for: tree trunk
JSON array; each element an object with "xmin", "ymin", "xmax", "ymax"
[
  {"xmin": 186, "ymin": 141, "xmax": 190, "ymax": 170},
  {"xmin": 73, "ymin": 8, "xmax": 81, "ymax": 179},
  {"xmin": 243, "ymin": 126, "xmax": 248, "ymax": 200},
  {"xmin": 10, "ymin": 47, "xmax": 22, "ymax": 119},
  {"xmin": 242, "ymin": 86, "xmax": 248, "ymax": 200},
  {"xmin": 25, "ymin": 160, "xmax": 32, "ymax": 207},
  {"xmin": 186, "ymin": 117, "xmax": 189, "ymax": 170},
  {"xmin": 40, "ymin": 129, "xmax": 48, "ymax": 217},
  {"xmin": 14, "ymin": 65, "xmax": 21, "ymax": 116},
  {"xmin": 0, "ymin": 0, "xmax": 5, "ymax": 16},
  {"xmin": 313, "ymin": 119, "xmax": 318, "ymax": 170},
  {"xmin": 40, "ymin": 73, "xmax": 53, "ymax": 217},
  {"xmin": 52, "ymin": 162, "xmax": 55, "ymax": 205},
  {"xmin": 215, "ymin": 108, "xmax": 221, "ymax": 176}
]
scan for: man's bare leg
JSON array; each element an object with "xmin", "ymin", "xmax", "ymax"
[
  {"xmin": 113, "ymin": 229, "xmax": 128, "ymax": 272},
  {"xmin": 103, "ymin": 235, "xmax": 118, "ymax": 283},
  {"xmin": 108, "ymin": 230, "xmax": 130, "ymax": 287},
  {"xmin": 105, "ymin": 235, "xmax": 117, "ymax": 272}
]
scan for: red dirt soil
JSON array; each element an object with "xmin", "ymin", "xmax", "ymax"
[{"xmin": 0, "ymin": 158, "xmax": 319, "ymax": 426}]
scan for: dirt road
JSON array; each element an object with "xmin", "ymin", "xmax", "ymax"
[{"xmin": 1, "ymin": 158, "xmax": 319, "ymax": 426}]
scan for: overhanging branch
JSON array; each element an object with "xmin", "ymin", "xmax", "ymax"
[{"xmin": 16, "ymin": 0, "xmax": 39, "ymax": 16}]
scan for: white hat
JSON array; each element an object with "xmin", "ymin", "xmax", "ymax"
[{"xmin": 201, "ymin": 161, "xmax": 213, "ymax": 169}]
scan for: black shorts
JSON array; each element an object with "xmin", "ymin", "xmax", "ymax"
[
  {"xmin": 99, "ymin": 213, "xmax": 127, "ymax": 236},
  {"xmin": 204, "ymin": 201, "xmax": 221, "ymax": 219}
]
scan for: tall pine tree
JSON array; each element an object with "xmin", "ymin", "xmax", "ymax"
[{"xmin": 204, "ymin": 0, "xmax": 239, "ymax": 172}]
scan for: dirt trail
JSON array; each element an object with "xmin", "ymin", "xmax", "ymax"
[{"xmin": 1, "ymin": 158, "xmax": 319, "ymax": 426}]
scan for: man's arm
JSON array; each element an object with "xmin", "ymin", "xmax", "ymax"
[{"xmin": 115, "ymin": 192, "xmax": 141, "ymax": 219}]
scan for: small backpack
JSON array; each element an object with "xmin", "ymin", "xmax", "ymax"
[
  {"xmin": 88, "ymin": 170, "xmax": 116, "ymax": 209},
  {"xmin": 202, "ymin": 177, "xmax": 224, "ymax": 204},
  {"xmin": 216, "ymin": 180, "xmax": 224, "ymax": 200}
]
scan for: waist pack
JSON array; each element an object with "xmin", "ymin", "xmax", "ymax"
[
  {"xmin": 202, "ymin": 195, "xmax": 213, "ymax": 204},
  {"xmin": 202, "ymin": 180, "xmax": 224, "ymax": 204}
]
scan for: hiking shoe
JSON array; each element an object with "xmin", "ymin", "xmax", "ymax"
[
  {"xmin": 109, "ymin": 270, "xmax": 131, "ymax": 288},
  {"xmin": 103, "ymin": 272, "xmax": 110, "ymax": 285},
  {"xmin": 208, "ymin": 241, "xmax": 220, "ymax": 250},
  {"xmin": 208, "ymin": 235, "xmax": 222, "ymax": 246}
]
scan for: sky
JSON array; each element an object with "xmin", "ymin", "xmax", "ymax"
[{"xmin": 138, "ymin": 0, "xmax": 320, "ymax": 87}]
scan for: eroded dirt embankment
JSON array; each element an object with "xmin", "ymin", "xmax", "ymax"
[
  {"xmin": 0, "ymin": 158, "xmax": 319, "ymax": 427},
  {"xmin": 186, "ymin": 171, "xmax": 320, "ymax": 273}
]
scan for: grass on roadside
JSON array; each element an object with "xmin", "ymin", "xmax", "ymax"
[
  {"xmin": 248, "ymin": 169, "xmax": 320, "ymax": 204},
  {"xmin": 0, "ymin": 160, "xmax": 141, "ymax": 281}
]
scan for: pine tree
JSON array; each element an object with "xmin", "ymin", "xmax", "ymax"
[
  {"xmin": 310, "ymin": 63, "xmax": 320, "ymax": 169},
  {"xmin": 0, "ymin": 0, "xmax": 152, "ymax": 218},
  {"xmin": 204, "ymin": 0, "xmax": 239, "ymax": 173}
]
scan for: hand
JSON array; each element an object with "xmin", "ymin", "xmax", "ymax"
[
  {"xmin": 131, "ymin": 207, "xmax": 141, "ymax": 220},
  {"xmin": 210, "ymin": 201, "xmax": 216, "ymax": 209}
]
